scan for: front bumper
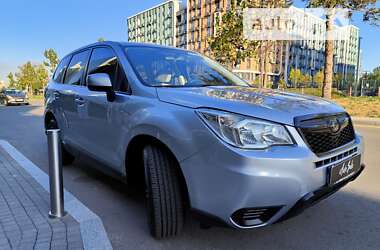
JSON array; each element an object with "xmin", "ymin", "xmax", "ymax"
[
  {"xmin": 180, "ymin": 127, "xmax": 365, "ymax": 228},
  {"xmin": 277, "ymin": 164, "xmax": 365, "ymax": 223},
  {"xmin": 7, "ymin": 98, "xmax": 28, "ymax": 104}
]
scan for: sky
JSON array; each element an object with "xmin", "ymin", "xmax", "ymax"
[{"xmin": 0, "ymin": 0, "xmax": 379, "ymax": 83}]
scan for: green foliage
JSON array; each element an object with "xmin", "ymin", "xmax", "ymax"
[
  {"xmin": 306, "ymin": 0, "xmax": 380, "ymax": 21},
  {"xmin": 0, "ymin": 81, "xmax": 5, "ymax": 92},
  {"xmin": 278, "ymin": 78, "xmax": 286, "ymax": 89},
  {"xmin": 333, "ymin": 73, "xmax": 343, "ymax": 83},
  {"xmin": 303, "ymin": 0, "xmax": 380, "ymax": 98},
  {"xmin": 43, "ymin": 48, "xmax": 59, "ymax": 75},
  {"xmin": 289, "ymin": 68, "xmax": 303, "ymax": 84},
  {"xmin": 289, "ymin": 69, "xmax": 316, "ymax": 86},
  {"xmin": 314, "ymin": 70, "xmax": 324, "ymax": 88},
  {"xmin": 208, "ymin": 0, "xmax": 291, "ymax": 68},
  {"xmin": 207, "ymin": 0, "xmax": 259, "ymax": 68},
  {"xmin": 8, "ymin": 62, "xmax": 49, "ymax": 95},
  {"xmin": 97, "ymin": 37, "xmax": 106, "ymax": 42},
  {"xmin": 302, "ymin": 73, "xmax": 312, "ymax": 83},
  {"xmin": 35, "ymin": 64, "xmax": 49, "ymax": 90},
  {"xmin": 7, "ymin": 72, "xmax": 17, "ymax": 88},
  {"xmin": 367, "ymin": 66, "xmax": 380, "ymax": 81}
]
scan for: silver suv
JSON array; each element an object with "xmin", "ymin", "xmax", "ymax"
[{"xmin": 44, "ymin": 42, "xmax": 365, "ymax": 238}]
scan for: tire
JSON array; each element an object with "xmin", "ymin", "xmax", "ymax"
[
  {"xmin": 4, "ymin": 100, "xmax": 8, "ymax": 106},
  {"xmin": 143, "ymin": 145, "xmax": 185, "ymax": 239},
  {"xmin": 46, "ymin": 118, "xmax": 75, "ymax": 165}
]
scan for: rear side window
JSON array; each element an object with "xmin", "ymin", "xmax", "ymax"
[
  {"xmin": 87, "ymin": 47, "xmax": 129, "ymax": 92},
  {"xmin": 53, "ymin": 56, "xmax": 71, "ymax": 83},
  {"xmin": 64, "ymin": 50, "xmax": 90, "ymax": 86}
]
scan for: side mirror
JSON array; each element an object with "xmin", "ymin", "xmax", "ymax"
[
  {"xmin": 87, "ymin": 73, "xmax": 113, "ymax": 92},
  {"xmin": 87, "ymin": 73, "xmax": 115, "ymax": 102}
]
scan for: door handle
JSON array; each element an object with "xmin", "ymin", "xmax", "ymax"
[
  {"xmin": 75, "ymin": 97, "xmax": 85, "ymax": 105},
  {"xmin": 53, "ymin": 92, "xmax": 60, "ymax": 99}
]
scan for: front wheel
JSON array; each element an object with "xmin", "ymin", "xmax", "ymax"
[
  {"xmin": 46, "ymin": 118, "xmax": 75, "ymax": 165},
  {"xmin": 143, "ymin": 145, "xmax": 185, "ymax": 239}
]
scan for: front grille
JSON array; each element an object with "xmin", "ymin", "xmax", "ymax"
[
  {"xmin": 295, "ymin": 113, "xmax": 355, "ymax": 155},
  {"xmin": 315, "ymin": 147, "xmax": 358, "ymax": 168},
  {"xmin": 231, "ymin": 206, "xmax": 282, "ymax": 227}
]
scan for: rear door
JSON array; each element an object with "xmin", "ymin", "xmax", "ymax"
[
  {"xmin": 48, "ymin": 55, "xmax": 71, "ymax": 134},
  {"xmin": 60, "ymin": 50, "xmax": 91, "ymax": 146}
]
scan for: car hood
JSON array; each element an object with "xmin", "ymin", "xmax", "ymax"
[{"xmin": 156, "ymin": 86, "xmax": 345, "ymax": 126}]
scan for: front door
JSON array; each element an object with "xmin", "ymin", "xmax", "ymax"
[{"xmin": 76, "ymin": 47, "xmax": 130, "ymax": 170}]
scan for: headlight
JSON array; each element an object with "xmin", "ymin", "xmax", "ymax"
[{"xmin": 197, "ymin": 109, "xmax": 294, "ymax": 149}]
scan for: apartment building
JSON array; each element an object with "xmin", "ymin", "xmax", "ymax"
[
  {"xmin": 186, "ymin": 0, "xmax": 282, "ymax": 84},
  {"xmin": 176, "ymin": 7, "xmax": 188, "ymax": 49},
  {"xmin": 334, "ymin": 25, "xmax": 360, "ymax": 80},
  {"xmin": 284, "ymin": 7, "xmax": 360, "ymax": 86},
  {"xmin": 126, "ymin": 2, "xmax": 360, "ymax": 86},
  {"xmin": 127, "ymin": 0, "xmax": 180, "ymax": 46}
]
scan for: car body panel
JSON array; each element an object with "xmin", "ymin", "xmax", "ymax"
[
  {"xmin": 44, "ymin": 41, "xmax": 365, "ymax": 229},
  {"xmin": 156, "ymin": 86, "xmax": 345, "ymax": 125}
]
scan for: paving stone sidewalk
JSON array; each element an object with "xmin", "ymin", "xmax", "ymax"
[{"xmin": 0, "ymin": 147, "xmax": 83, "ymax": 250}]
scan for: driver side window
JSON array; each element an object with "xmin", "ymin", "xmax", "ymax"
[{"xmin": 87, "ymin": 47, "xmax": 129, "ymax": 92}]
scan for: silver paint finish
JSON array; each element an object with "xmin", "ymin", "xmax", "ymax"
[{"xmin": 44, "ymin": 41, "xmax": 365, "ymax": 228}]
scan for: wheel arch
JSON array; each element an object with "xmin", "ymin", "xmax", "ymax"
[{"xmin": 125, "ymin": 134, "xmax": 190, "ymax": 208}]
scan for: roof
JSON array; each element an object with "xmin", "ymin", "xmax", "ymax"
[{"xmin": 65, "ymin": 41, "xmax": 191, "ymax": 57}]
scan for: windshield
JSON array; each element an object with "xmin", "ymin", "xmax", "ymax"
[
  {"xmin": 5, "ymin": 90, "xmax": 22, "ymax": 96},
  {"xmin": 124, "ymin": 47, "xmax": 249, "ymax": 87}
]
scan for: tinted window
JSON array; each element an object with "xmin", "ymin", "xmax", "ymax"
[
  {"xmin": 64, "ymin": 50, "xmax": 90, "ymax": 85},
  {"xmin": 124, "ymin": 47, "xmax": 248, "ymax": 87},
  {"xmin": 53, "ymin": 56, "xmax": 71, "ymax": 83},
  {"xmin": 87, "ymin": 47, "xmax": 128, "ymax": 92}
]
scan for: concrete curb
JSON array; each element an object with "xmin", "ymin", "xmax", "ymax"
[
  {"xmin": 351, "ymin": 117, "xmax": 380, "ymax": 127},
  {"xmin": 0, "ymin": 140, "xmax": 113, "ymax": 250}
]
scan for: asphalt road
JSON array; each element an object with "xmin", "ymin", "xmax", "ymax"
[{"xmin": 1, "ymin": 101, "xmax": 379, "ymax": 250}]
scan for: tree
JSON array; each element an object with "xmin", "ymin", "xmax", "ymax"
[
  {"xmin": 97, "ymin": 37, "xmax": 106, "ymax": 42},
  {"xmin": 7, "ymin": 72, "xmax": 18, "ymax": 89},
  {"xmin": 302, "ymin": 73, "xmax": 312, "ymax": 84},
  {"xmin": 289, "ymin": 68, "xmax": 303, "ymax": 86},
  {"xmin": 15, "ymin": 62, "xmax": 49, "ymax": 95},
  {"xmin": 304, "ymin": 0, "xmax": 380, "ymax": 99},
  {"xmin": 16, "ymin": 62, "xmax": 36, "ymax": 95},
  {"xmin": 43, "ymin": 48, "xmax": 59, "ymax": 75},
  {"xmin": 207, "ymin": 0, "xmax": 259, "ymax": 69},
  {"xmin": 0, "ymin": 81, "xmax": 5, "ymax": 92},
  {"xmin": 314, "ymin": 70, "xmax": 324, "ymax": 88},
  {"xmin": 278, "ymin": 78, "xmax": 287, "ymax": 89},
  {"xmin": 208, "ymin": 0, "xmax": 290, "ymax": 87},
  {"xmin": 368, "ymin": 66, "xmax": 380, "ymax": 81},
  {"xmin": 35, "ymin": 64, "xmax": 49, "ymax": 91}
]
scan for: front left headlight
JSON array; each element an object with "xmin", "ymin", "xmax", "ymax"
[{"xmin": 196, "ymin": 109, "xmax": 294, "ymax": 149}]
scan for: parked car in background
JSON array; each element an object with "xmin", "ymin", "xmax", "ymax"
[
  {"xmin": 44, "ymin": 42, "xmax": 365, "ymax": 239},
  {"xmin": 1, "ymin": 89, "xmax": 29, "ymax": 106}
]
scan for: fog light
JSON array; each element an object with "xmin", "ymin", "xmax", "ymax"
[{"xmin": 231, "ymin": 206, "xmax": 283, "ymax": 227}]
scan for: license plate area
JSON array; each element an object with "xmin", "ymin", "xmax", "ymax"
[{"xmin": 328, "ymin": 155, "xmax": 361, "ymax": 186}]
